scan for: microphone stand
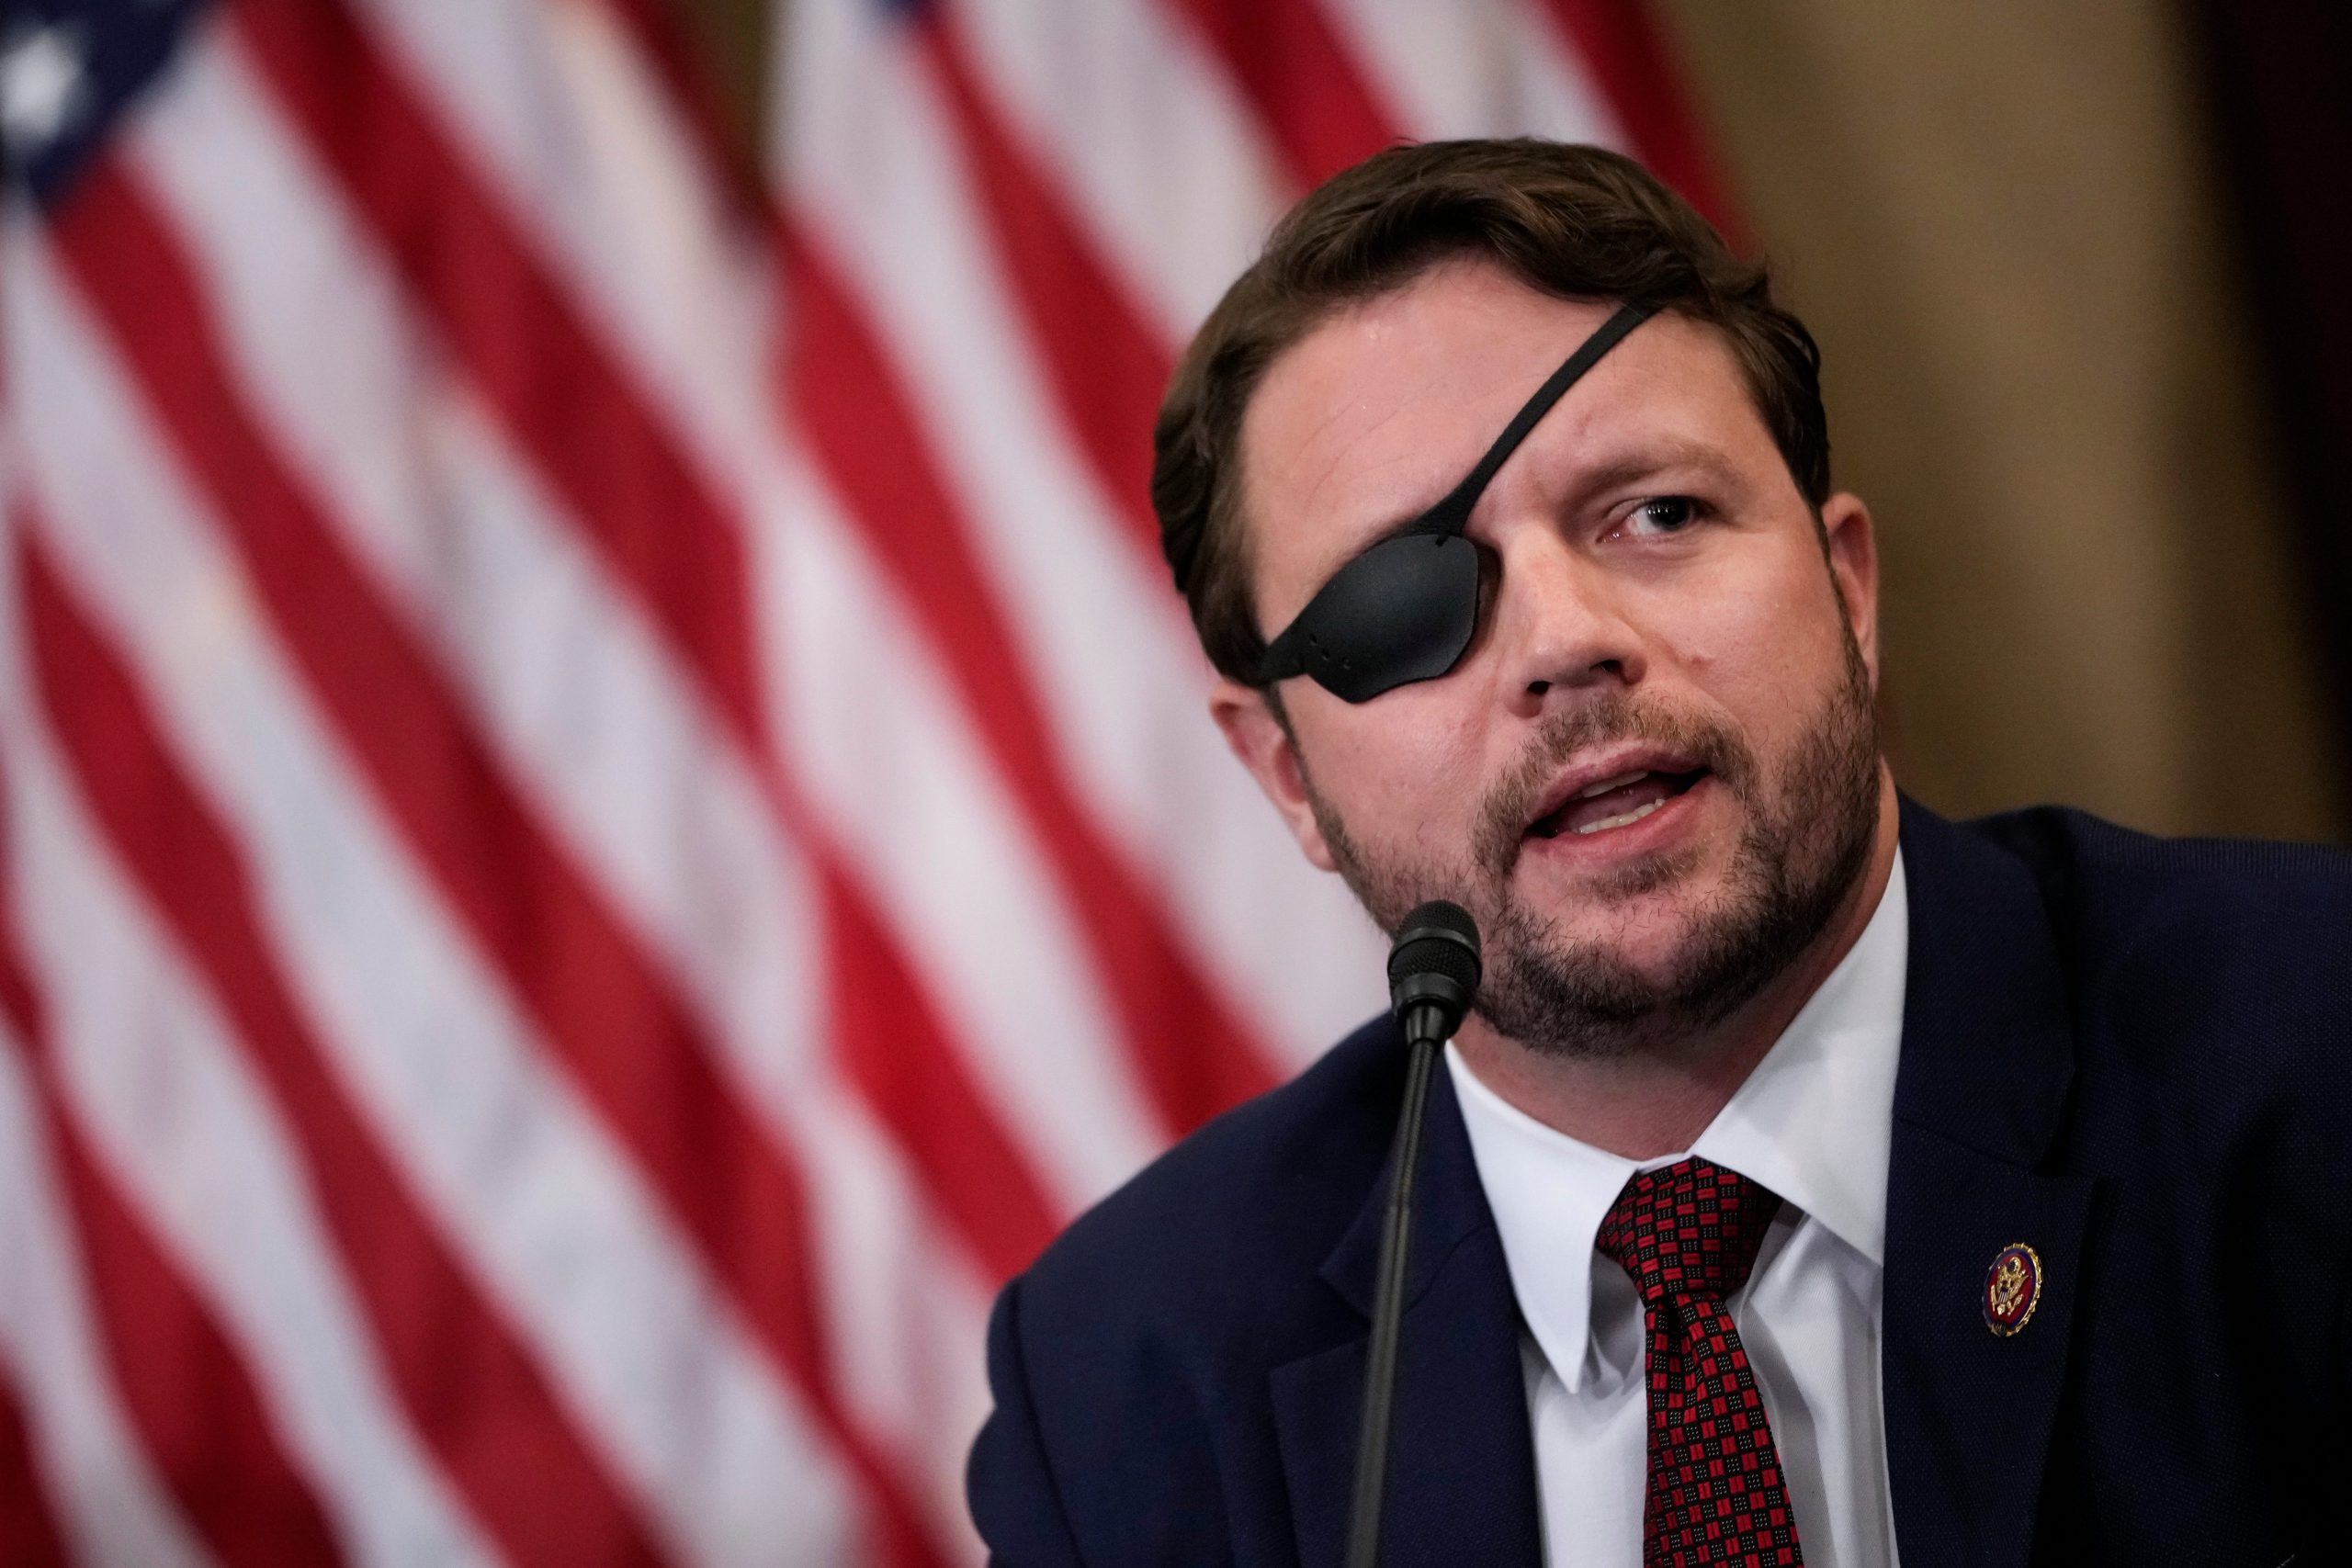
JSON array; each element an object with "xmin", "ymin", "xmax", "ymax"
[
  {"xmin": 1350, "ymin": 902, "xmax": 1479, "ymax": 1568},
  {"xmin": 1344, "ymin": 1026, "xmax": 1440, "ymax": 1568}
]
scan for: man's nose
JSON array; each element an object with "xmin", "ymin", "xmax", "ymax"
[{"xmin": 1491, "ymin": 531, "xmax": 1646, "ymax": 716}]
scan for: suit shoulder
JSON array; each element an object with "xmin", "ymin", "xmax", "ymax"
[
  {"xmin": 1962, "ymin": 805, "xmax": 2352, "ymax": 1120},
  {"xmin": 1965, "ymin": 804, "xmax": 2352, "ymax": 973},
  {"xmin": 970, "ymin": 1020, "xmax": 1404, "ymax": 1562},
  {"xmin": 1010, "ymin": 1015, "xmax": 1401, "ymax": 1358}
]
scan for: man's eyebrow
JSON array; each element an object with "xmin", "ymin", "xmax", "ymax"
[{"xmin": 1559, "ymin": 439, "xmax": 1746, "ymax": 502}]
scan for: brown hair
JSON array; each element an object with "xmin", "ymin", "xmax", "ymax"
[{"xmin": 1152, "ymin": 139, "xmax": 1829, "ymax": 686}]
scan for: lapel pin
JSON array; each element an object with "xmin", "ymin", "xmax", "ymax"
[{"xmin": 1983, "ymin": 1243, "xmax": 2043, "ymax": 1337}]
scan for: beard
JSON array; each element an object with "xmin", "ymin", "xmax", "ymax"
[{"xmin": 1309, "ymin": 627, "xmax": 1882, "ymax": 1058}]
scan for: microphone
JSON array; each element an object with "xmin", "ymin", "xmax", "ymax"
[
  {"xmin": 1346, "ymin": 901, "xmax": 1482, "ymax": 1568},
  {"xmin": 1387, "ymin": 902, "xmax": 1481, "ymax": 1047}
]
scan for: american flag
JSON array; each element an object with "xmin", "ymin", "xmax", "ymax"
[{"xmin": 0, "ymin": 0, "xmax": 1729, "ymax": 1561}]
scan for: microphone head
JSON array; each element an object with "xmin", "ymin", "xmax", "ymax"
[{"xmin": 1387, "ymin": 901, "xmax": 1482, "ymax": 1044}]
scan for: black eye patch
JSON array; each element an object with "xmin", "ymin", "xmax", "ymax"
[{"xmin": 1255, "ymin": 300, "xmax": 1656, "ymax": 702}]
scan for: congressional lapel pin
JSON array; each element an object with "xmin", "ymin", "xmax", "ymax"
[{"xmin": 1983, "ymin": 1243, "xmax": 2043, "ymax": 1337}]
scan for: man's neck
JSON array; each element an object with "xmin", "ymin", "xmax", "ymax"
[{"xmin": 1451, "ymin": 773, "xmax": 1902, "ymax": 1161}]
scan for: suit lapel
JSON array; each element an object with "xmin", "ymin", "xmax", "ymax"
[
  {"xmin": 1272, "ymin": 1059, "xmax": 1543, "ymax": 1567},
  {"xmin": 1883, "ymin": 801, "xmax": 2097, "ymax": 1568}
]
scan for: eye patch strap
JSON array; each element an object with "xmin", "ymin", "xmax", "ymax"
[{"xmin": 1408, "ymin": 299, "xmax": 1658, "ymax": 537}]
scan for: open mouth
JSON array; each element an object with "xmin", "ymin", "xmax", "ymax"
[{"xmin": 1528, "ymin": 767, "xmax": 1708, "ymax": 840}]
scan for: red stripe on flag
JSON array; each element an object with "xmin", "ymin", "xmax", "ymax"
[
  {"xmin": 1165, "ymin": 0, "xmax": 1399, "ymax": 186},
  {"xmin": 0, "ymin": 1348, "xmax": 71, "ymax": 1568},
  {"xmin": 919, "ymin": 17, "xmax": 1173, "ymax": 555},
  {"xmin": 781, "ymin": 229, "xmax": 1283, "ymax": 1133},
  {"xmin": 824, "ymin": 860, "xmax": 1057, "ymax": 1283},
  {"xmin": 17, "ymin": 530, "xmax": 657, "ymax": 1565},
  {"xmin": 231, "ymin": 0, "xmax": 772, "ymax": 757},
  {"xmin": 1534, "ymin": 0, "xmax": 1741, "ymax": 243},
  {"xmin": 46, "ymin": 160, "xmax": 941, "ymax": 1567}
]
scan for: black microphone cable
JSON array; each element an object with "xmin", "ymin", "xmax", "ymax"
[{"xmin": 1346, "ymin": 901, "xmax": 1482, "ymax": 1568}]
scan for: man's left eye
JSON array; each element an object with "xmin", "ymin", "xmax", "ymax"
[{"xmin": 1625, "ymin": 496, "xmax": 1702, "ymax": 536}]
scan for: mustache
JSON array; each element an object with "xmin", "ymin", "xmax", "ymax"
[{"xmin": 1471, "ymin": 694, "xmax": 1759, "ymax": 881}]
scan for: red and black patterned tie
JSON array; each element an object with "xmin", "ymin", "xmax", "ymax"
[{"xmin": 1596, "ymin": 1156, "xmax": 1804, "ymax": 1567}]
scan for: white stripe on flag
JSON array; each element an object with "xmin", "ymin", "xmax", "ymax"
[
  {"xmin": 1508, "ymin": 0, "xmax": 1643, "ymax": 145},
  {"xmin": 785, "ymin": 1082, "xmax": 996, "ymax": 1561},
  {"xmin": 1323, "ymin": 0, "xmax": 1623, "ymax": 144},
  {"xmin": 942, "ymin": 0, "xmax": 1291, "ymax": 338}
]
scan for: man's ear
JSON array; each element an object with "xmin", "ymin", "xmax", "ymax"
[
  {"xmin": 1818, "ymin": 491, "xmax": 1882, "ymax": 687},
  {"xmin": 1208, "ymin": 679, "xmax": 1341, "ymax": 874}
]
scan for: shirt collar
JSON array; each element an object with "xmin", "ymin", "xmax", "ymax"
[{"xmin": 1446, "ymin": 848, "xmax": 1909, "ymax": 1393}]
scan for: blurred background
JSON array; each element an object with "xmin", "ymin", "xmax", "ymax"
[{"xmin": 0, "ymin": 0, "xmax": 2344, "ymax": 1563}]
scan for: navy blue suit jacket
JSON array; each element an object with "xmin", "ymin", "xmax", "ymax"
[{"xmin": 967, "ymin": 801, "xmax": 2352, "ymax": 1565}]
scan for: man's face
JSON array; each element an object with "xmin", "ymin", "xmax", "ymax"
[{"xmin": 1214, "ymin": 260, "xmax": 1890, "ymax": 1055}]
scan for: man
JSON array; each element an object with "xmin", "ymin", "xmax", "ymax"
[{"xmin": 966, "ymin": 140, "xmax": 2351, "ymax": 1566}]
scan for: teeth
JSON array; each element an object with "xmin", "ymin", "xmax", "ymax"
[
  {"xmin": 1574, "ymin": 797, "xmax": 1667, "ymax": 835},
  {"xmin": 1577, "ymin": 769, "xmax": 1652, "ymax": 800}
]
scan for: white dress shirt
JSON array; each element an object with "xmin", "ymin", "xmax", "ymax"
[{"xmin": 1446, "ymin": 851, "xmax": 1908, "ymax": 1567}]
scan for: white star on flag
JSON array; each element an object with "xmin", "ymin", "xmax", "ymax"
[{"xmin": 0, "ymin": 21, "xmax": 85, "ymax": 157}]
